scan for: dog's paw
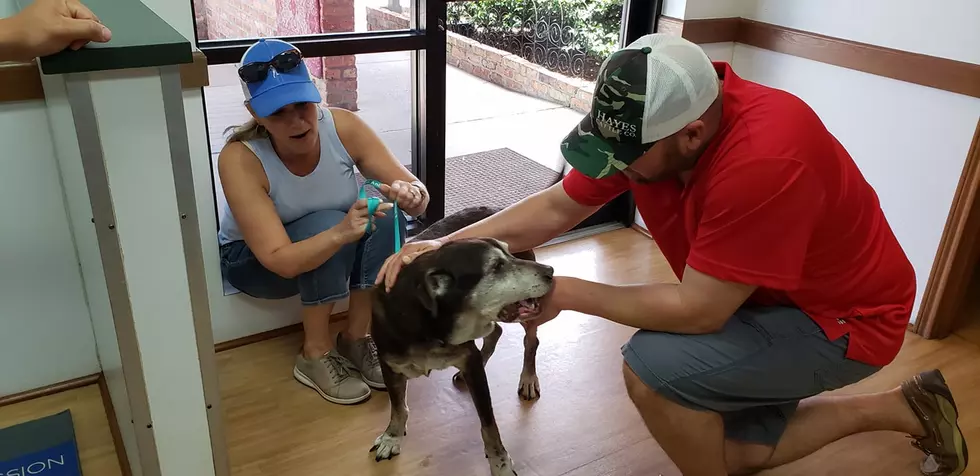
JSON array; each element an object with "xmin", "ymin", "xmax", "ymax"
[
  {"xmin": 369, "ymin": 432, "xmax": 403, "ymax": 461},
  {"xmin": 518, "ymin": 372, "xmax": 540, "ymax": 401},
  {"xmin": 488, "ymin": 454, "xmax": 518, "ymax": 476}
]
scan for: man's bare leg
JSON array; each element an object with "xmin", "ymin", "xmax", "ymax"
[
  {"xmin": 726, "ymin": 388, "xmax": 925, "ymax": 473},
  {"xmin": 623, "ymin": 362, "xmax": 728, "ymax": 475}
]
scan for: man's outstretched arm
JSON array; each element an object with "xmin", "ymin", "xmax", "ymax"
[
  {"xmin": 550, "ymin": 265, "xmax": 757, "ymax": 334},
  {"xmin": 377, "ymin": 182, "xmax": 604, "ymax": 289}
]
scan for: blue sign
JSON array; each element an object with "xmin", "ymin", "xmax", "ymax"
[{"xmin": 0, "ymin": 410, "xmax": 82, "ymax": 476}]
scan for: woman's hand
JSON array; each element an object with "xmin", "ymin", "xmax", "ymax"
[
  {"xmin": 380, "ymin": 180, "xmax": 426, "ymax": 215},
  {"xmin": 337, "ymin": 199, "xmax": 392, "ymax": 243},
  {"xmin": 375, "ymin": 239, "xmax": 444, "ymax": 290}
]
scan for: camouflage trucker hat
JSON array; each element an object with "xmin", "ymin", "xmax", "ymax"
[{"xmin": 561, "ymin": 34, "xmax": 720, "ymax": 178}]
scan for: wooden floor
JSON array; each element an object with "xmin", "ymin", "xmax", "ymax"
[
  {"xmin": 215, "ymin": 228, "xmax": 980, "ymax": 476},
  {"xmin": 0, "ymin": 384, "xmax": 122, "ymax": 476},
  {"xmin": 4, "ymin": 228, "xmax": 980, "ymax": 475}
]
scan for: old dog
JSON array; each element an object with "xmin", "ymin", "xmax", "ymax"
[{"xmin": 368, "ymin": 207, "xmax": 554, "ymax": 475}]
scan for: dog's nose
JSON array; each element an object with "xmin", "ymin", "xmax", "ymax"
[{"xmin": 541, "ymin": 264, "xmax": 554, "ymax": 280}]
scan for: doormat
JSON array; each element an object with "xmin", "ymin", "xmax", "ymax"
[
  {"xmin": 444, "ymin": 148, "xmax": 562, "ymax": 216},
  {"xmin": 0, "ymin": 410, "xmax": 83, "ymax": 476}
]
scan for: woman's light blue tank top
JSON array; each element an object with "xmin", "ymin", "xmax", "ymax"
[{"xmin": 217, "ymin": 107, "xmax": 359, "ymax": 245}]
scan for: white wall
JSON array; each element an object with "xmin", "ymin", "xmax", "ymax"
[
  {"xmin": 751, "ymin": 0, "xmax": 980, "ymax": 65},
  {"xmin": 0, "ymin": 100, "xmax": 100, "ymax": 396},
  {"xmin": 661, "ymin": 0, "xmax": 687, "ymax": 19},
  {"xmin": 683, "ymin": 0, "xmax": 756, "ymax": 19}
]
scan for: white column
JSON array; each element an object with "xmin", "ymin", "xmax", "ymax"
[{"xmin": 40, "ymin": 63, "xmax": 226, "ymax": 476}]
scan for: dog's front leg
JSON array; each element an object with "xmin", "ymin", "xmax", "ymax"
[
  {"xmin": 453, "ymin": 323, "xmax": 503, "ymax": 388},
  {"xmin": 518, "ymin": 321, "xmax": 540, "ymax": 401},
  {"xmin": 457, "ymin": 343, "xmax": 518, "ymax": 476},
  {"xmin": 371, "ymin": 360, "xmax": 409, "ymax": 461}
]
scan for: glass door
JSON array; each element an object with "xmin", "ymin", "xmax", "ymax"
[
  {"xmin": 193, "ymin": 0, "xmax": 445, "ymax": 237},
  {"xmin": 438, "ymin": 0, "xmax": 661, "ymax": 233},
  {"xmin": 193, "ymin": 0, "xmax": 661, "ymax": 236}
]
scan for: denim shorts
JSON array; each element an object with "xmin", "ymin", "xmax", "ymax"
[
  {"xmin": 622, "ymin": 306, "xmax": 882, "ymax": 447},
  {"xmin": 219, "ymin": 208, "xmax": 405, "ymax": 306}
]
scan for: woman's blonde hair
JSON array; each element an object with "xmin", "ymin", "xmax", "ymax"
[{"xmin": 224, "ymin": 118, "xmax": 269, "ymax": 143}]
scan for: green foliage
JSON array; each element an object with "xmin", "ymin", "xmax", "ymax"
[{"xmin": 447, "ymin": 0, "xmax": 623, "ymax": 60}]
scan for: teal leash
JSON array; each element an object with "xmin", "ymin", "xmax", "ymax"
[{"xmin": 358, "ymin": 179, "xmax": 402, "ymax": 253}]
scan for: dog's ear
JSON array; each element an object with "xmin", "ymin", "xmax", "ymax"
[
  {"xmin": 483, "ymin": 237, "xmax": 510, "ymax": 254},
  {"xmin": 418, "ymin": 269, "xmax": 453, "ymax": 312}
]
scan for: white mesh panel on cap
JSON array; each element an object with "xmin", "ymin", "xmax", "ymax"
[{"xmin": 630, "ymin": 35, "xmax": 719, "ymax": 144}]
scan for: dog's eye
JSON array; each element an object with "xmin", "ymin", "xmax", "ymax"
[{"xmin": 493, "ymin": 260, "xmax": 505, "ymax": 272}]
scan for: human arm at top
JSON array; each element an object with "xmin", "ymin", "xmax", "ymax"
[{"xmin": 0, "ymin": 0, "xmax": 111, "ymax": 62}]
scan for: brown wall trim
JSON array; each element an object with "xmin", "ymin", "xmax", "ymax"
[
  {"xmin": 97, "ymin": 374, "xmax": 133, "ymax": 476},
  {"xmin": 660, "ymin": 16, "xmax": 980, "ymax": 99},
  {"xmin": 737, "ymin": 19, "xmax": 980, "ymax": 99},
  {"xmin": 915, "ymin": 119, "xmax": 980, "ymax": 339},
  {"xmin": 678, "ymin": 17, "xmax": 742, "ymax": 45},
  {"xmin": 0, "ymin": 50, "xmax": 209, "ymax": 103},
  {"xmin": 214, "ymin": 312, "xmax": 348, "ymax": 353},
  {"xmin": 0, "ymin": 373, "xmax": 101, "ymax": 407}
]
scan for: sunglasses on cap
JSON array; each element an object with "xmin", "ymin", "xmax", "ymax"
[{"xmin": 238, "ymin": 49, "xmax": 304, "ymax": 83}]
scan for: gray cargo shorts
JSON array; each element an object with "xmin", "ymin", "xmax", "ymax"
[{"xmin": 622, "ymin": 306, "xmax": 881, "ymax": 446}]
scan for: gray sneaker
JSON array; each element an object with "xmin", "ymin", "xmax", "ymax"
[
  {"xmin": 293, "ymin": 350, "xmax": 371, "ymax": 405},
  {"xmin": 337, "ymin": 334, "xmax": 386, "ymax": 390}
]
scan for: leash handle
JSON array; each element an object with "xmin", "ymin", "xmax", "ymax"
[{"xmin": 358, "ymin": 179, "xmax": 402, "ymax": 253}]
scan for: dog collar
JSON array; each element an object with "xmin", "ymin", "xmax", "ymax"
[{"xmin": 358, "ymin": 179, "xmax": 402, "ymax": 253}]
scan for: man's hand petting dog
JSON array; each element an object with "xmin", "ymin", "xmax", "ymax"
[
  {"xmin": 526, "ymin": 278, "xmax": 563, "ymax": 327},
  {"xmin": 375, "ymin": 238, "xmax": 443, "ymax": 290}
]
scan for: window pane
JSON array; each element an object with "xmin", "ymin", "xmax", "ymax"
[
  {"xmin": 441, "ymin": 0, "xmax": 626, "ymax": 216},
  {"xmin": 203, "ymin": 51, "xmax": 414, "ymax": 269},
  {"xmin": 193, "ymin": 0, "xmax": 414, "ymax": 41}
]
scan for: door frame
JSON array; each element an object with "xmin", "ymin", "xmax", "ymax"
[{"xmin": 914, "ymin": 118, "xmax": 980, "ymax": 339}]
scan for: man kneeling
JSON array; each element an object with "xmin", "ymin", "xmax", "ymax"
[{"xmin": 376, "ymin": 34, "xmax": 968, "ymax": 476}]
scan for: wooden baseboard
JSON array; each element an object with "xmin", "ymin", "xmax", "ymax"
[
  {"xmin": 630, "ymin": 223, "xmax": 652, "ymax": 239},
  {"xmin": 659, "ymin": 15, "xmax": 980, "ymax": 99},
  {"xmin": 0, "ymin": 373, "xmax": 101, "ymax": 408},
  {"xmin": 97, "ymin": 374, "xmax": 132, "ymax": 476},
  {"xmin": 214, "ymin": 311, "xmax": 349, "ymax": 353}
]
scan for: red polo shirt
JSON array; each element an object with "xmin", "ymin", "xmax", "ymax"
[{"xmin": 562, "ymin": 62, "xmax": 915, "ymax": 367}]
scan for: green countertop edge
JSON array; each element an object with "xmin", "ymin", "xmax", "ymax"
[{"xmin": 25, "ymin": 0, "xmax": 193, "ymax": 75}]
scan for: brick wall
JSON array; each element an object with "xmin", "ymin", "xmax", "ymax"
[
  {"xmin": 365, "ymin": 6, "xmax": 593, "ymax": 114},
  {"xmin": 193, "ymin": 0, "xmax": 208, "ymax": 40},
  {"xmin": 321, "ymin": 0, "xmax": 358, "ymax": 110},
  {"xmin": 197, "ymin": 0, "xmax": 359, "ymax": 110},
  {"xmin": 204, "ymin": 0, "xmax": 277, "ymax": 40}
]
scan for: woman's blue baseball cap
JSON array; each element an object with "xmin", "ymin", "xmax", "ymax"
[{"xmin": 239, "ymin": 38, "xmax": 322, "ymax": 118}]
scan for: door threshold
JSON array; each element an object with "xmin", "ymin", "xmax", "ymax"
[{"xmin": 541, "ymin": 222, "xmax": 625, "ymax": 248}]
